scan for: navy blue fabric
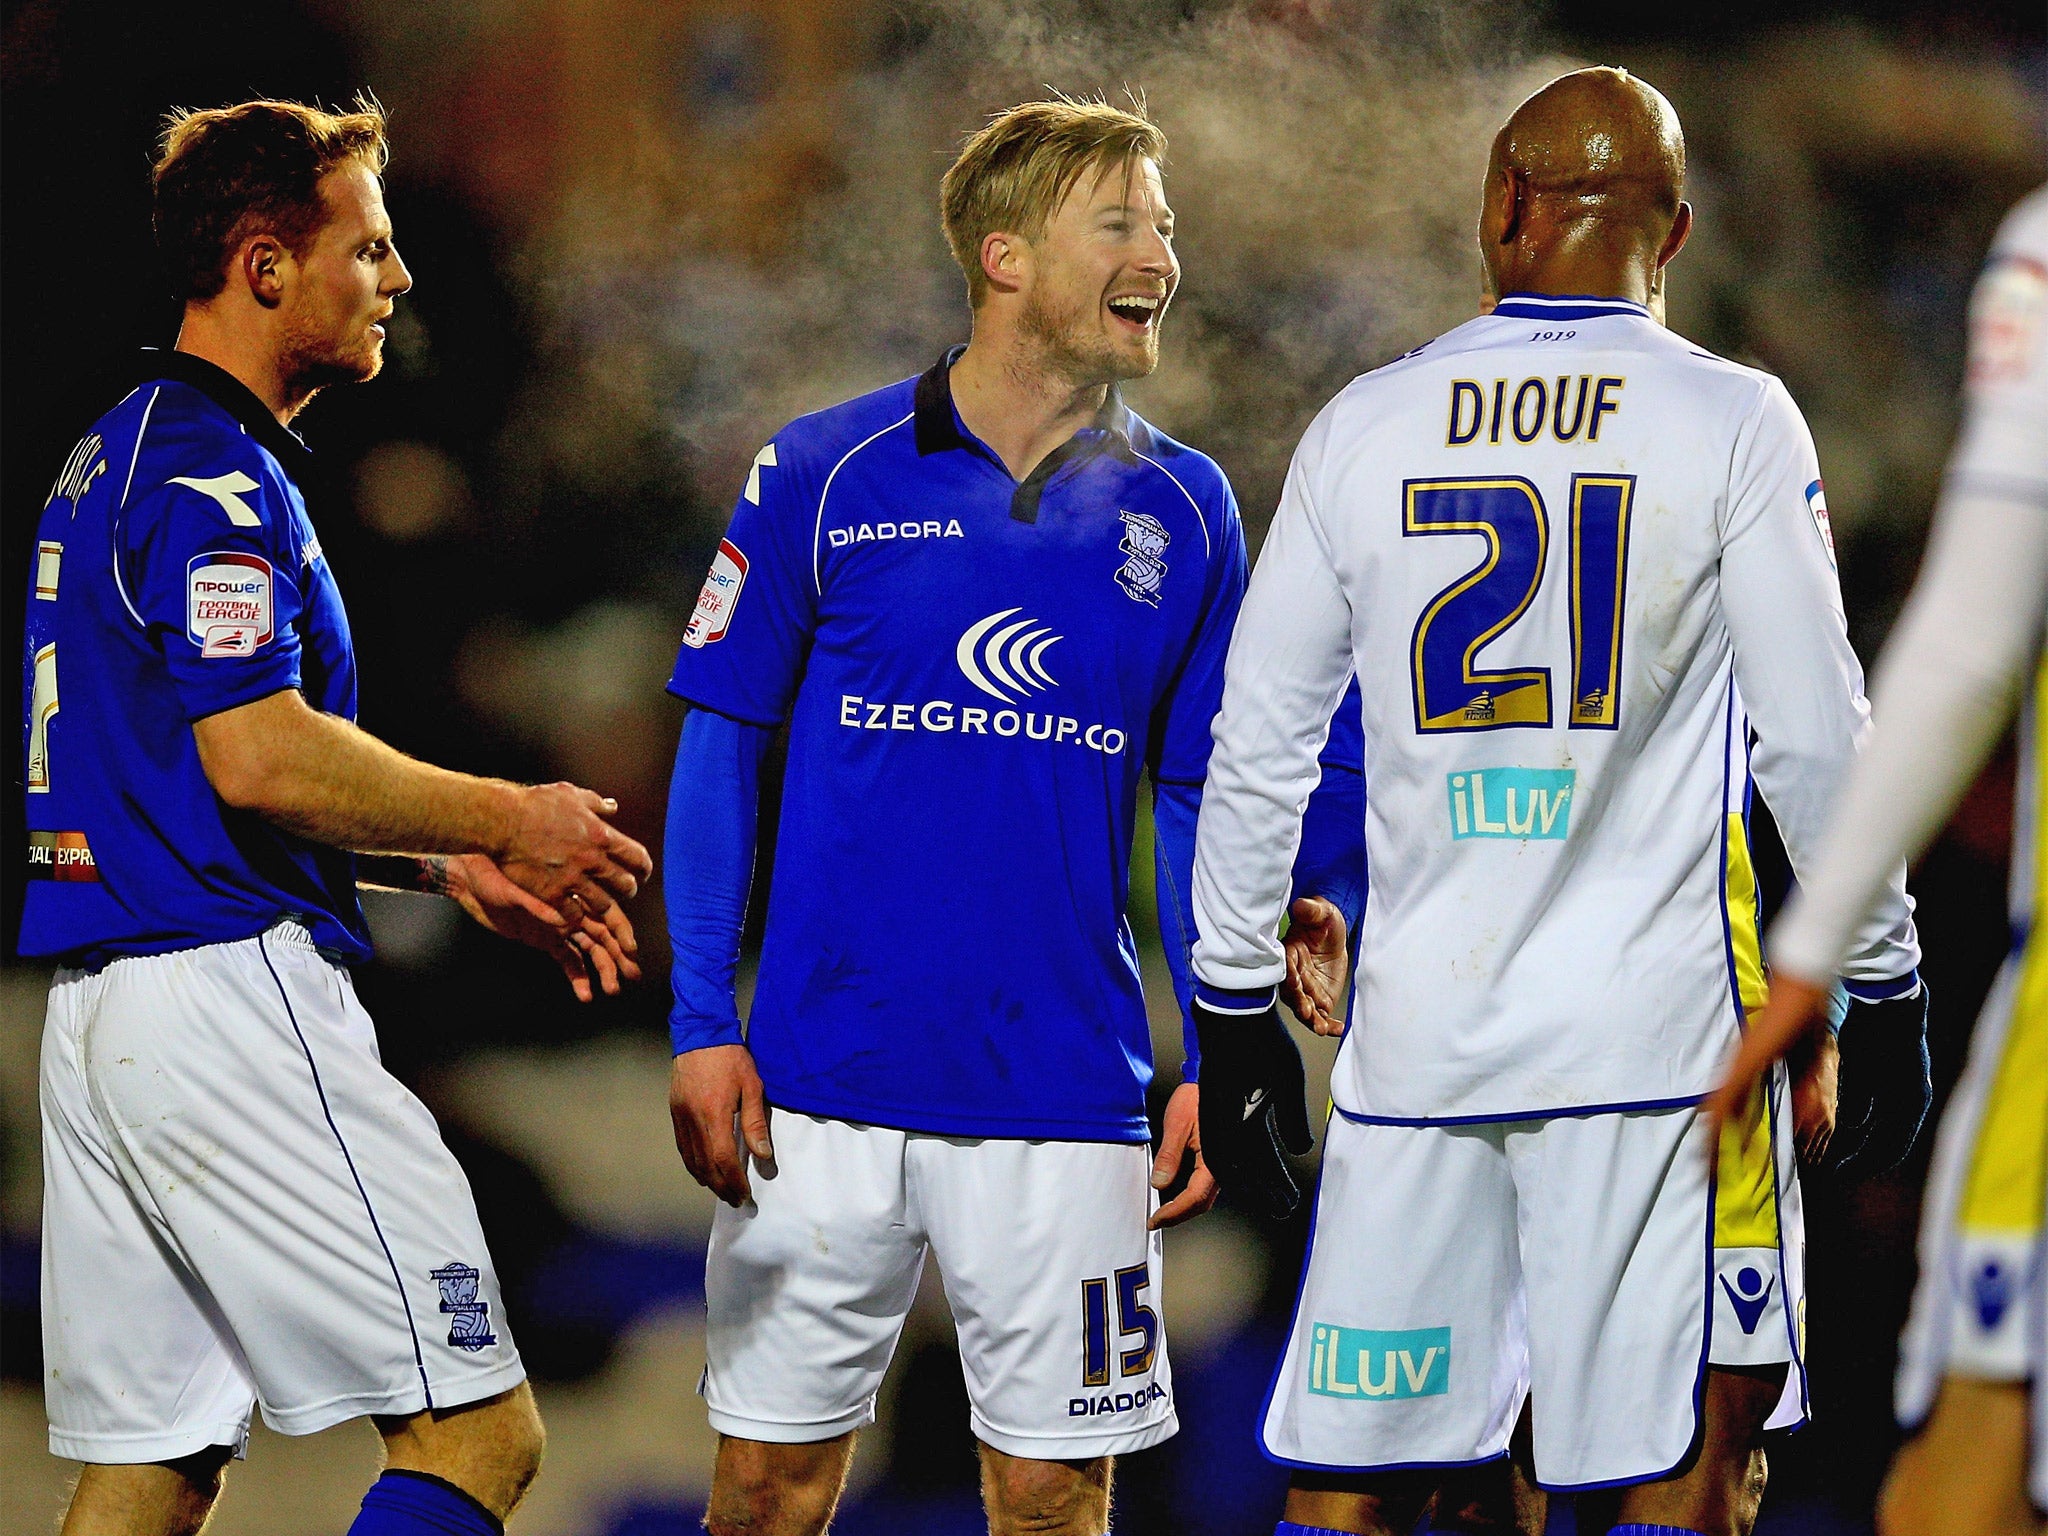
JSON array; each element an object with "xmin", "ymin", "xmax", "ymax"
[
  {"xmin": 1153, "ymin": 776, "xmax": 1203, "ymax": 1082},
  {"xmin": 19, "ymin": 352, "xmax": 368, "ymax": 965},
  {"xmin": 348, "ymin": 1470, "xmax": 502, "ymax": 1536},
  {"xmin": 666, "ymin": 355, "xmax": 1246, "ymax": 1141},
  {"xmin": 665, "ymin": 708, "xmax": 767, "ymax": 1054}
]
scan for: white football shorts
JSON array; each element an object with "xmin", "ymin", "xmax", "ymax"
[
  {"xmin": 1893, "ymin": 957, "xmax": 2048, "ymax": 1503},
  {"xmin": 702, "ymin": 1112, "xmax": 1175, "ymax": 1460},
  {"xmin": 40, "ymin": 921, "xmax": 524, "ymax": 1464},
  {"xmin": 1261, "ymin": 1074, "xmax": 1805, "ymax": 1490}
]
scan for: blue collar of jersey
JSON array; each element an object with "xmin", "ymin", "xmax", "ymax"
[
  {"xmin": 913, "ymin": 345, "xmax": 1146, "ymax": 523},
  {"xmin": 131, "ymin": 348, "xmax": 317, "ymax": 485},
  {"xmin": 1491, "ymin": 293, "xmax": 1653, "ymax": 321}
]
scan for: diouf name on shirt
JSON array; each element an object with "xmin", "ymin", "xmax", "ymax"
[
  {"xmin": 838, "ymin": 694, "xmax": 1128, "ymax": 754},
  {"xmin": 825, "ymin": 518, "xmax": 965, "ymax": 548}
]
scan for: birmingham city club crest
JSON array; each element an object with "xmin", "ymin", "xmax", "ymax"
[
  {"xmin": 1115, "ymin": 510, "xmax": 1170, "ymax": 606},
  {"xmin": 431, "ymin": 1262, "xmax": 498, "ymax": 1352}
]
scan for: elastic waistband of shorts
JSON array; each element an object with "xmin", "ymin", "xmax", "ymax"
[{"xmin": 54, "ymin": 917, "xmax": 339, "ymax": 979}]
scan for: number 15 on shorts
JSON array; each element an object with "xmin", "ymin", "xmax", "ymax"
[{"xmin": 1082, "ymin": 1264, "xmax": 1158, "ymax": 1386}]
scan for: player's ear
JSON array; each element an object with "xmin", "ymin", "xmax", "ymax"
[
  {"xmin": 1656, "ymin": 201, "xmax": 1694, "ymax": 271},
  {"xmin": 979, "ymin": 230, "xmax": 1027, "ymax": 299},
  {"xmin": 241, "ymin": 233, "xmax": 288, "ymax": 310}
]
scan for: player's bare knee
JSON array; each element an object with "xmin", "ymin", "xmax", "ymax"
[
  {"xmin": 708, "ymin": 1434, "xmax": 851, "ymax": 1536},
  {"xmin": 980, "ymin": 1450, "xmax": 1110, "ymax": 1536},
  {"xmin": 64, "ymin": 1451, "xmax": 231, "ymax": 1536}
]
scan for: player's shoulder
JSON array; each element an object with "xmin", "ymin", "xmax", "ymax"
[
  {"xmin": 765, "ymin": 373, "xmax": 922, "ymax": 484},
  {"xmin": 1989, "ymin": 184, "xmax": 2048, "ymax": 268},
  {"xmin": 1123, "ymin": 413, "xmax": 1236, "ymax": 519}
]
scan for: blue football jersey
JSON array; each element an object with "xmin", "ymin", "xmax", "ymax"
[
  {"xmin": 19, "ymin": 351, "xmax": 369, "ymax": 966},
  {"xmin": 668, "ymin": 352, "xmax": 1247, "ymax": 1141}
]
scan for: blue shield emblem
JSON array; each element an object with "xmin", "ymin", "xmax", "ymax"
[
  {"xmin": 1115, "ymin": 511, "xmax": 1170, "ymax": 606},
  {"xmin": 430, "ymin": 1262, "xmax": 498, "ymax": 1352}
]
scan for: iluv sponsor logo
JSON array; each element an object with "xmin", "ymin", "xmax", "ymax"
[
  {"xmin": 1307, "ymin": 1324, "xmax": 1451, "ymax": 1400},
  {"xmin": 1446, "ymin": 767, "xmax": 1575, "ymax": 841}
]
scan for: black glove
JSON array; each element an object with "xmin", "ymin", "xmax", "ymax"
[
  {"xmin": 1193, "ymin": 999, "xmax": 1315, "ymax": 1219},
  {"xmin": 1819, "ymin": 981, "xmax": 1932, "ymax": 1179}
]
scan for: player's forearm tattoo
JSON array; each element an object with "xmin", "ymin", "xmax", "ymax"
[{"xmin": 415, "ymin": 855, "xmax": 454, "ymax": 896}]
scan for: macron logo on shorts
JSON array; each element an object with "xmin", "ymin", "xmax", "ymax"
[
  {"xmin": 187, "ymin": 551, "xmax": 274, "ymax": 657},
  {"xmin": 1307, "ymin": 1323, "xmax": 1451, "ymax": 1400}
]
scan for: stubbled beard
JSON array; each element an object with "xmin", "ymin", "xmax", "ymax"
[
  {"xmin": 279, "ymin": 310, "xmax": 383, "ymax": 400},
  {"xmin": 1019, "ymin": 285, "xmax": 1157, "ymax": 386}
]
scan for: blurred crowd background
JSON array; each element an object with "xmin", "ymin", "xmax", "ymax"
[{"xmin": 2, "ymin": 0, "xmax": 2044, "ymax": 1531}]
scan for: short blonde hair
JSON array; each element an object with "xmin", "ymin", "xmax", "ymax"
[
  {"xmin": 940, "ymin": 96, "xmax": 1167, "ymax": 307},
  {"xmin": 154, "ymin": 96, "xmax": 390, "ymax": 302}
]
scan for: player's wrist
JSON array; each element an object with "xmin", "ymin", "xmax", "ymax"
[{"xmin": 671, "ymin": 1017, "xmax": 746, "ymax": 1057}]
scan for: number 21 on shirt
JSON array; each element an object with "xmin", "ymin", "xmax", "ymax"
[{"xmin": 1405, "ymin": 474, "xmax": 1635, "ymax": 733}]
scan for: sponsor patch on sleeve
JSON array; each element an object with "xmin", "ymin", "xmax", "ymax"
[
  {"xmin": 1805, "ymin": 479, "xmax": 1835, "ymax": 567},
  {"xmin": 683, "ymin": 538, "xmax": 748, "ymax": 649},
  {"xmin": 187, "ymin": 551, "xmax": 275, "ymax": 657},
  {"xmin": 1968, "ymin": 254, "xmax": 2048, "ymax": 389}
]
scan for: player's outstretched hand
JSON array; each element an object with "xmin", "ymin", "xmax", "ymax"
[
  {"xmin": 1148, "ymin": 1081, "xmax": 1218, "ymax": 1229},
  {"xmin": 1193, "ymin": 1001, "xmax": 1314, "ymax": 1220},
  {"xmin": 438, "ymin": 853, "xmax": 641, "ymax": 1002},
  {"xmin": 1818, "ymin": 983, "xmax": 1933, "ymax": 1179},
  {"xmin": 498, "ymin": 782, "xmax": 654, "ymax": 919},
  {"xmin": 1282, "ymin": 896, "xmax": 1350, "ymax": 1036},
  {"xmin": 671, "ymin": 1044, "xmax": 773, "ymax": 1207},
  {"xmin": 1704, "ymin": 971, "xmax": 1832, "ymax": 1157}
]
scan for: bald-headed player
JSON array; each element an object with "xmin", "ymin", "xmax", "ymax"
[{"xmin": 1186, "ymin": 70, "xmax": 1920, "ymax": 1535}]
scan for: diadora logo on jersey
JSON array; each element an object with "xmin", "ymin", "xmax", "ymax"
[
  {"xmin": 430, "ymin": 1262, "xmax": 497, "ymax": 1352},
  {"xmin": 1805, "ymin": 480, "xmax": 1835, "ymax": 568},
  {"xmin": 1115, "ymin": 510, "xmax": 1169, "ymax": 605},
  {"xmin": 826, "ymin": 518, "xmax": 965, "ymax": 548},
  {"xmin": 684, "ymin": 539, "xmax": 748, "ymax": 649},
  {"xmin": 170, "ymin": 470, "xmax": 264, "ymax": 527},
  {"xmin": 1307, "ymin": 1324, "xmax": 1451, "ymax": 1400},
  {"xmin": 1068, "ymin": 1383, "xmax": 1168, "ymax": 1419},
  {"xmin": 186, "ymin": 551, "xmax": 274, "ymax": 657},
  {"xmin": 957, "ymin": 608, "xmax": 1063, "ymax": 702},
  {"xmin": 1446, "ymin": 767, "xmax": 1575, "ymax": 840},
  {"xmin": 1718, "ymin": 1264, "xmax": 1775, "ymax": 1335}
]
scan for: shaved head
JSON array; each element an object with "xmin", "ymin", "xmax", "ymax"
[{"xmin": 1478, "ymin": 67, "xmax": 1692, "ymax": 313}]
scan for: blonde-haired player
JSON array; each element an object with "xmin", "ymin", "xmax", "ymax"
[{"xmin": 662, "ymin": 95, "xmax": 1302, "ymax": 1536}]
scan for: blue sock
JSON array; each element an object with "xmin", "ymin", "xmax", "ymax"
[
  {"xmin": 1277, "ymin": 1523, "xmax": 1354, "ymax": 1536},
  {"xmin": 348, "ymin": 1470, "xmax": 503, "ymax": 1536},
  {"xmin": 1607, "ymin": 1526, "xmax": 1707, "ymax": 1536}
]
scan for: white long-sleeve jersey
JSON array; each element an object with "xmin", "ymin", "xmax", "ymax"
[
  {"xmin": 1772, "ymin": 187, "xmax": 2048, "ymax": 984},
  {"xmin": 1192, "ymin": 293, "xmax": 1921, "ymax": 1123}
]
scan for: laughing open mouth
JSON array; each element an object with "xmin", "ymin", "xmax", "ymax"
[{"xmin": 1107, "ymin": 294, "xmax": 1162, "ymax": 327}]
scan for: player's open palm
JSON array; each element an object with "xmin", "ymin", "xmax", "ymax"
[
  {"xmin": 442, "ymin": 853, "xmax": 641, "ymax": 1002},
  {"xmin": 671, "ymin": 1044, "xmax": 774, "ymax": 1207},
  {"xmin": 500, "ymin": 781, "xmax": 653, "ymax": 917},
  {"xmin": 1282, "ymin": 895, "xmax": 1350, "ymax": 1036}
]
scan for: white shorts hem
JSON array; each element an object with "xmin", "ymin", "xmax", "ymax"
[
  {"xmin": 705, "ymin": 1401, "xmax": 876, "ymax": 1444},
  {"xmin": 258, "ymin": 1358, "xmax": 529, "ymax": 1437},
  {"xmin": 971, "ymin": 1410, "xmax": 1178, "ymax": 1460},
  {"xmin": 48, "ymin": 1421, "xmax": 252, "ymax": 1465}
]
